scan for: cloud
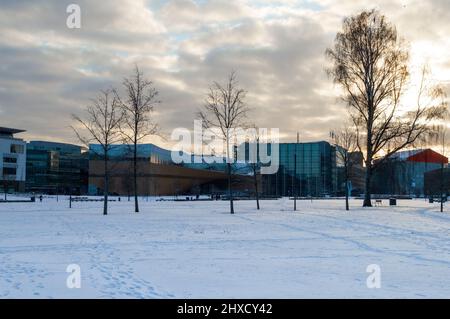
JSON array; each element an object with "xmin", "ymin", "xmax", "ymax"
[
  {"xmin": 159, "ymin": 0, "xmax": 247, "ymax": 32},
  {"xmin": 0, "ymin": 0, "xmax": 448, "ymax": 147}
]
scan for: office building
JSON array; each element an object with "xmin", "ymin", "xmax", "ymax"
[
  {"xmin": 88, "ymin": 143, "xmax": 257, "ymax": 196},
  {"xmin": 26, "ymin": 141, "xmax": 88, "ymax": 194},
  {"xmin": 424, "ymin": 167, "xmax": 450, "ymax": 198},
  {"xmin": 348, "ymin": 151, "xmax": 366, "ymax": 196},
  {"xmin": 0, "ymin": 127, "xmax": 27, "ymax": 193},
  {"xmin": 371, "ymin": 149, "xmax": 448, "ymax": 197},
  {"xmin": 256, "ymin": 141, "xmax": 344, "ymax": 197}
]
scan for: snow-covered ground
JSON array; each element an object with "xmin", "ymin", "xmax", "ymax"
[{"xmin": 0, "ymin": 197, "xmax": 449, "ymax": 298}]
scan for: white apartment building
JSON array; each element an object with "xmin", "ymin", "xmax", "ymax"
[{"xmin": 0, "ymin": 127, "xmax": 27, "ymax": 192}]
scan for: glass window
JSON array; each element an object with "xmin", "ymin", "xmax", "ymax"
[
  {"xmin": 3, "ymin": 157, "xmax": 17, "ymax": 163},
  {"xmin": 2, "ymin": 167, "xmax": 16, "ymax": 176},
  {"xmin": 10, "ymin": 144, "xmax": 24, "ymax": 154}
]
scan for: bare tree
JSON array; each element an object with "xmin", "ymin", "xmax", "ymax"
[
  {"xmin": 438, "ymin": 93, "xmax": 448, "ymax": 213},
  {"xmin": 330, "ymin": 127, "xmax": 358, "ymax": 211},
  {"xmin": 198, "ymin": 72, "xmax": 249, "ymax": 214},
  {"xmin": 116, "ymin": 66, "xmax": 160, "ymax": 213},
  {"xmin": 71, "ymin": 89, "xmax": 124, "ymax": 215},
  {"xmin": 429, "ymin": 94, "xmax": 449, "ymax": 212},
  {"xmin": 439, "ymin": 127, "xmax": 447, "ymax": 213},
  {"xmin": 326, "ymin": 10, "xmax": 446, "ymax": 207},
  {"xmin": 248, "ymin": 126, "xmax": 261, "ymax": 210}
]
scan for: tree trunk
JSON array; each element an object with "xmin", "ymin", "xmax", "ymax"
[
  {"xmin": 227, "ymin": 162, "xmax": 234, "ymax": 214},
  {"xmin": 103, "ymin": 156, "xmax": 108, "ymax": 215},
  {"xmin": 253, "ymin": 168, "xmax": 260, "ymax": 210},
  {"xmin": 134, "ymin": 141, "xmax": 139, "ymax": 213},
  {"xmin": 441, "ymin": 162, "xmax": 444, "ymax": 213},
  {"xmin": 345, "ymin": 162, "xmax": 349, "ymax": 211},
  {"xmin": 363, "ymin": 125, "xmax": 373, "ymax": 207},
  {"xmin": 363, "ymin": 165, "xmax": 373, "ymax": 207},
  {"xmin": 294, "ymin": 152, "xmax": 297, "ymax": 211},
  {"xmin": 345, "ymin": 181, "xmax": 349, "ymax": 211}
]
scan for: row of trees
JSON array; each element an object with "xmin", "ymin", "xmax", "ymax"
[
  {"xmin": 215, "ymin": 9, "xmax": 449, "ymax": 213},
  {"xmin": 72, "ymin": 66, "xmax": 160, "ymax": 215},
  {"xmin": 72, "ymin": 9, "xmax": 447, "ymax": 215},
  {"xmin": 72, "ymin": 67, "xmax": 254, "ymax": 215}
]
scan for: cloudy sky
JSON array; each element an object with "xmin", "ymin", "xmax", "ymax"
[{"xmin": 0, "ymin": 0, "xmax": 449, "ymax": 148}]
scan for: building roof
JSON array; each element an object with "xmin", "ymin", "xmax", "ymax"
[
  {"xmin": 89, "ymin": 143, "xmax": 172, "ymax": 161},
  {"xmin": 389, "ymin": 149, "xmax": 424, "ymax": 160},
  {"xmin": 389, "ymin": 149, "xmax": 448, "ymax": 164},
  {"xmin": 407, "ymin": 149, "xmax": 448, "ymax": 164},
  {"xmin": 0, "ymin": 127, "xmax": 26, "ymax": 135},
  {"xmin": 28, "ymin": 140, "xmax": 82, "ymax": 152}
]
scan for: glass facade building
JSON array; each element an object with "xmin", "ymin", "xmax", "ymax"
[
  {"xmin": 26, "ymin": 141, "xmax": 88, "ymax": 194},
  {"xmin": 0, "ymin": 127, "xmax": 27, "ymax": 193},
  {"xmin": 89, "ymin": 144, "xmax": 172, "ymax": 164},
  {"xmin": 371, "ymin": 149, "xmax": 448, "ymax": 197},
  {"xmin": 88, "ymin": 143, "xmax": 174, "ymax": 195},
  {"xmin": 249, "ymin": 141, "xmax": 344, "ymax": 197},
  {"xmin": 88, "ymin": 143, "xmax": 255, "ymax": 196}
]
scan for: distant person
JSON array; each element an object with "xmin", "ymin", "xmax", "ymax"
[{"xmin": 39, "ymin": 195, "xmax": 43, "ymax": 203}]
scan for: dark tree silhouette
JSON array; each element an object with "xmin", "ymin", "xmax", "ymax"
[
  {"xmin": 248, "ymin": 126, "xmax": 261, "ymax": 210},
  {"xmin": 72, "ymin": 89, "xmax": 124, "ymax": 215},
  {"xmin": 330, "ymin": 127, "xmax": 358, "ymax": 211},
  {"xmin": 326, "ymin": 10, "xmax": 446, "ymax": 207},
  {"xmin": 198, "ymin": 72, "xmax": 249, "ymax": 214},
  {"xmin": 429, "ymin": 96, "xmax": 449, "ymax": 212},
  {"xmin": 116, "ymin": 66, "xmax": 160, "ymax": 213}
]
